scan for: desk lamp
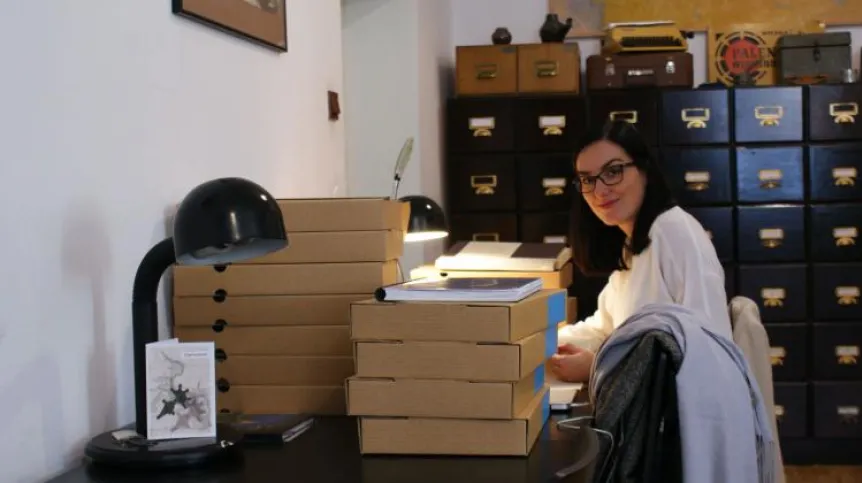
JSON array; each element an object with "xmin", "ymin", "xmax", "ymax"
[
  {"xmin": 85, "ymin": 177, "xmax": 288, "ymax": 469},
  {"xmin": 401, "ymin": 195, "xmax": 448, "ymax": 242}
]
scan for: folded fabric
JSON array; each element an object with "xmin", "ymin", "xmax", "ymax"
[{"xmin": 590, "ymin": 302, "xmax": 776, "ymax": 483}]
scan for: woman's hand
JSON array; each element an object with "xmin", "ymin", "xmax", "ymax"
[{"xmin": 549, "ymin": 343, "xmax": 595, "ymax": 383}]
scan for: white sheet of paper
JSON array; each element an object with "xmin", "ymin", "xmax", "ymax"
[{"xmin": 547, "ymin": 372, "xmax": 584, "ymax": 405}]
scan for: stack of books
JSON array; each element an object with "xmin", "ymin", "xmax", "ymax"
[
  {"xmin": 171, "ymin": 197, "xmax": 405, "ymax": 415},
  {"xmin": 346, "ymin": 278, "xmax": 566, "ymax": 456}
]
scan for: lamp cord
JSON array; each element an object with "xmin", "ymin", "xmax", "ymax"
[{"xmin": 396, "ymin": 259, "xmax": 405, "ymax": 283}]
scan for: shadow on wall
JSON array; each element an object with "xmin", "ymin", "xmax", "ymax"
[{"xmin": 60, "ymin": 200, "xmax": 116, "ymax": 452}]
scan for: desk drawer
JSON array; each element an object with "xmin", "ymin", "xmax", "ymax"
[
  {"xmin": 813, "ymin": 382, "xmax": 862, "ymax": 439},
  {"xmin": 808, "ymin": 84, "xmax": 862, "ymax": 141},
  {"xmin": 448, "ymin": 155, "xmax": 517, "ymax": 212},
  {"xmin": 812, "ymin": 263, "xmax": 862, "ymax": 321},
  {"xmin": 660, "ymin": 88, "xmax": 730, "ymax": 145},
  {"xmin": 448, "ymin": 213, "xmax": 518, "ymax": 243},
  {"xmin": 734, "ymin": 86, "xmax": 803, "ymax": 143},
  {"xmin": 736, "ymin": 205, "xmax": 805, "ymax": 263},
  {"xmin": 687, "ymin": 206, "xmax": 734, "ymax": 263},
  {"xmin": 738, "ymin": 264, "xmax": 808, "ymax": 322},
  {"xmin": 766, "ymin": 324, "xmax": 809, "ymax": 381},
  {"xmin": 519, "ymin": 212, "xmax": 569, "ymax": 244},
  {"xmin": 588, "ymin": 90, "xmax": 659, "ymax": 145},
  {"xmin": 736, "ymin": 146, "xmax": 804, "ymax": 203},
  {"xmin": 809, "ymin": 144, "xmax": 862, "ymax": 202},
  {"xmin": 514, "ymin": 96, "xmax": 585, "ymax": 152},
  {"xmin": 810, "ymin": 204, "xmax": 862, "ymax": 262},
  {"xmin": 775, "ymin": 382, "xmax": 808, "ymax": 438},
  {"xmin": 447, "ymin": 97, "xmax": 515, "ymax": 153},
  {"xmin": 813, "ymin": 323, "xmax": 862, "ymax": 381},
  {"xmin": 516, "ymin": 154, "xmax": 573, "ymax": 212},
  {"xmin": 662, "ymin": 147, "xmax": 733, "ymax": 205}
]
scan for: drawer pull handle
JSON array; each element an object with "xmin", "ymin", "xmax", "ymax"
[
  {"xmin": 835, "ymin": 286, "xmax": 860, "ymax": 305},
  {"xmin": 539, "ymin": 115, "xmax": 566, "ymax": 136},
  {"xmin": 535, "ymin": 60, "xmax": 559, "ymax": 78},
  {"xmin": 760, "ymin": 287, "xmax": 785, "ymax": 307},
  {"xmin": 468, "ymin": 116, "xmax": 495, "ymax": 137},
  {"xmin": 775, "ymin": 405, "xmax": 785, "ymax": 422},
  {"xmin": 832, "ymin": 167, "xmax": 857, "ymax": 187},
  {"xmin": 475, "ymin": 62, "xmax": 498, "ymax": 80},
  {"xmin": 829, "ymin": 102, "xmax": 858, "ymax": 124},
  {"xmin": 758, "ymin": 169, "xmax": 783, "ymax": 189},
  {"xmin": 769, "ymin": 346, "xmax": 785, "ymax": 366},
  {"xmin": 609, "ymin": 110, "xmax": 638, "ymax": 124},
  {"xmin": 759, "ymin": 228, "xmax": 784, "ymax": 248},
  {"xmin": 835, "ymin": 345, "xmax": 859, "ymax": 365},
  {"xmin": 544, "ymin": 235, "xmax": 567, "ymax": 244},
  {"xmin": 473, "ymin": 233, "xmax": 500, "ymax": 242},
  {"xmin": 833, "ymin": 227, "xmax": 858, "ymax": 246},
  {"xmin": 543, "ymin": 177, "xmax": 566, "ymax": 196},
  {"xmin": 681, "ymin": 107, "xmax": 710, "ymax": 129},
  {"xmin": 754, "ymin": 105, "xmax": 783, "ymax": 127},
  {"xmin": 470, "ymin": 175, "xmax": 497, "ymax": 195},
  {"xmin": 684, "ymin": 171, "xmax": 710, "ymax": 191}
]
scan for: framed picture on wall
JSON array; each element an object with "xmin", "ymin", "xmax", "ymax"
[{"xmin": 173, "ymin": 0, "xmax": 287, "ymax": 52}]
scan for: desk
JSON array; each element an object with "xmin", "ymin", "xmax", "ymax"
[{"xmin": 49, "ymin": 413, "xmax": 598, "ymax": 483}]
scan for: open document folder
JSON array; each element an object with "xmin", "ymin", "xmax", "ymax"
[{"xmin": 548, "ymin": 372, "xmax": 584, "ymax": 411}]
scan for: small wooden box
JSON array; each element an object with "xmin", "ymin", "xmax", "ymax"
[
  {"xmin": 455, "ymin": 45, "xmax": 518, "ymax": 96},
  {"xmin": 517, "ymin": 43, "xmax": 580, "ymax": 94}
]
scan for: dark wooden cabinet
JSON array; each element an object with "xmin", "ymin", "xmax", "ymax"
[{"xmin": 444, "ymin": 84, "xmax": 862, "ymax": 464}]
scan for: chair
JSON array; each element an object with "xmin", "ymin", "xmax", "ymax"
[{"xmin": 728, "ymin": 295, "xmax": 786, "ymax": 483}]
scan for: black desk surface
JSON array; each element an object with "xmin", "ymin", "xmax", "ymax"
[{"xmin": 49, "ymin": 413, "xmax": 599, "ymax": 483}]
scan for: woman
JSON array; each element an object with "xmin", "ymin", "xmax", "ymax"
[{"xmin": 551, "ymin": 120, "xmax": 733, "ymax": 383}]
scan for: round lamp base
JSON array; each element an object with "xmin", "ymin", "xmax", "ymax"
[{"xmin": 85, "ymin": 424, "xmax": 242, "ymax": 470}]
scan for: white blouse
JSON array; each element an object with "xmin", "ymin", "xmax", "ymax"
[{"xmin": 559, "ymin": 206, "xmax": 733, "ymax": 352}]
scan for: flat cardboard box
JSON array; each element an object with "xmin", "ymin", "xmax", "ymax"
[
  {"xmin": 409, "ymin": 263, "xmax": 574, "ymax": 289},
  {"xmin": 218, "ymin": 385, "xmax": 346, "ymax": 415},
  {"xmin": 355, "ymin": 328, "xmax": 557, "ymax": 382},
  {"xmin": 238, "ymin": 229, "xmax": 403, "ymax": 264},
  {"xmin": 176, "ymin": 325, "xmax": 351, "ymax": 356},
  {"xmin": 358, "ymin": 387, "xmax": 550, "ymax": 456},
  {"xmin": 347, "ymin": 368, "xmax": 545, "ymax": 420},
  {"xmin": 173, "ymin": 261, "xmax": 398, "ymax": 296},
  {"xmin": 173, "ymin": 294, "xmax": 368, "ymax": 327},
  {"xmin": 277, "ymin": 197, "xmax": 409, "ymax": 232},
  {"xmin": 216, "ymin": 355, "xmax": 353, "ymax": 385},
  {"xmin": 350, "ymin": 289, "xmax": 566, "ymax": 343}
]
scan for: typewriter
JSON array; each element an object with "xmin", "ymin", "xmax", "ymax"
[{"xmin": 601, "ymin": 21, "xmax": 688, "ymax": 55}]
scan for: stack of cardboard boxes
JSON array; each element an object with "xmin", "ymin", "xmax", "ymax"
[
  {"xmin": 346, "ymin": 288, "xmax": 567, "ymax": 455},
  {"xmin": 172, "ymin": 197, "xmax": 406, "ymax": 415}
]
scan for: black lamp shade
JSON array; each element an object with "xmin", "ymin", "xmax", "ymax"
[
  {"xmin": 173, "ymin": 177, "xmax": 288, "ymax": 265},
  {"xmin": 400, "ymin": 195, "xmax": 448, "ymax": 243}
]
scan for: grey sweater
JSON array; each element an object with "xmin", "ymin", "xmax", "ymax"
[{"xmin": 590, "ymin": 303, "xmax": 776, "ymax": 483}]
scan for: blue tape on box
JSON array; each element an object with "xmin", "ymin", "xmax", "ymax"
[
  {"xmin": 545, "ymin": 327, "xmax": 558, "ymax": 359},
  {"xmin": 533, "ymin": 366, "xmax": 546, "ymax": 393},
  {"xmin": 546, "ymin": 291, "xmax": 566, "ymax": 327}
]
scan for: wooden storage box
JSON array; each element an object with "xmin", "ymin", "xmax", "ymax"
[
  {"xmin": 455, "ymin": 45, "xmax": 518, "ymax": 96},
  {"xmin": 516, "ymin": 43, "xmax": 580, "ymax": 94}
]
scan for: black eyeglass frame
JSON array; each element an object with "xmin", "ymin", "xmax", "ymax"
[{"xmin": 573, "ymin": 161, "xmax": 637, "ymax": 193}]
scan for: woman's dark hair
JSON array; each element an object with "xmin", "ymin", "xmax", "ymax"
[{"xmin": 569, "ymin": 120, "xmax": 676, "ymax": 276}]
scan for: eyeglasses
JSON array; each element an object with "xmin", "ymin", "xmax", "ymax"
[{"xmin": 574, "ymin": 162, "xmax": 636, "ymax": 193}]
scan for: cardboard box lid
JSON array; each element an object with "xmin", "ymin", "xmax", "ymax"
[
  {"xmin": 350, "ymin": 289, "xmax": 567, "ymax": 343},
  {"xmin": 354, "ymin": 328, "xmax": 558, "ymax": 382},
  {"xmin": 358, "ymin": 386, "xmax": 550, "ymax": 456},
  {"xmin": 277, "ymin": 197, "xmax": 409, "ymax": 232},
  {"xmin": 238, "ymin": 229, "xmax": 404, "ymax": 264},
  {"xmin": 346, "ymin": 368, "xmax": 545, "ymax": 420}
]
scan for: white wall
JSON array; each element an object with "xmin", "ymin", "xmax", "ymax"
[
  {"xmin": 0, "ymin": 0, "xmax": 345, "ymax": 481},
  {"xmin": 342, "ymin": 0, "xmax": 452, "ymax": 272}
]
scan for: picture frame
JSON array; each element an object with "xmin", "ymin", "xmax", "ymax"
[{"xmin": 173, "ymin": 0, "xmax": 288, "ymax": 52}]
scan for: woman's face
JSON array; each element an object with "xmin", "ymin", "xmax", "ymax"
[{"xmin": 574, "ymin": 139, "xmax": 647, "ymax": 232}]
